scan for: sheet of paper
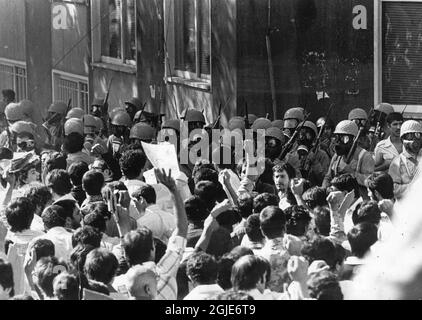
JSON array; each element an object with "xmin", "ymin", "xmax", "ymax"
[
  {"xmin": 141, "ymin": 142, "xmax": 180, "ymax": 176},
  {"xmin": 143, "ymin": 168, "xmax": 158, "ymax": 185}
]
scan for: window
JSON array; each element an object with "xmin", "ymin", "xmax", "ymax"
[
  {"xmin": 375, "ymin": 0, "xmax": 422, "ymax": 117},
  {"xmin": 94, "ymin": 0, "xmax": 136, "ymax": 66},
  {"xmin": 165, "ymin": 0, "xmax": 211, "ymax": 85},
  {"xmin": 53, "ymin": 71, "xmax": 89, "ymax": 112},
  {"xmin": 0, "ymin": 59, "xmax": 27, "ymax": 101}
]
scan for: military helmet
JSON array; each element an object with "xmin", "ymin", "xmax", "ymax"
[
  {"xmin": 252, "ymin": 118, "xmax": 272, "ymax": 131},
  {"xmin": 184, "ymin": 110, "xmax": 206, "ymax": 124},
  {"xmin": 5, "ymin": 103, "xmax": 24, "ymax": 122},
  {"xmin": 348, "ymin": 108, "xmax": 368, "ymax": 121},
  {"xmin": 334, "ymin": 120, "xmax": 359, "ymax": 137},
  {"xmin": 130, "ymin": 123, "xmax": 156, "ymax": 141},
  {"xmin": 284, "ymin": 108, "xmax": 305, "ymax": 121},
  {"xmin": 300, "ymin": 121, "xmax": 318, "ymax": 136},
  {"xmin": 125, "ymin": 97, "xmax": 143, "ymax": 110},
  {"xmin": 10, "ymin": 121, "xmax": 36, "ymax": 136},
  {"xmin": 400, "ymin": 120, "xmax": 422, "ymax": 138},
  {"xmin": 64, "ymin": 118, "xmax": 84, "ymax": 136},
  {"xmin": 111, "ymin": 110, "xmax": 132, "ymax": 127},
  {"xmin": 162, "ymin": 119, "xmax": 181, "ymax": 133},
  {"xmin": 48, "ymin": 101, "xmax": 68, "ymax": 115},
  {"xmin": 66, "ymin": 108, "xmax": 85, "ymax": 120}
]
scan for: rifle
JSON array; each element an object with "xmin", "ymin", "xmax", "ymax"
[
  {"xmin": 401, "ymin": 105, "xmax": 408, "ymax": 116},
  {"xmin": 345, "ymin": 126, "xmax": 365, "ymax": 164},
  {"xmin": 278, "ymin": 112, "xmax": 311, "ymax": 161},
  {"xmin": 244, "ymin": 102, "xmax": 250, "ymax": 130},
  {"xmin": 310, "ymin": 103, "xmax": 335, "ymax": 155}
]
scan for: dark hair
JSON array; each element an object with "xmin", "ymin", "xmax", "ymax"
[
  {"xmin": 185, "ymin": 196, "xmax": 209, "ymax": 224},
  {"xmin": 194, "ymin": 181, "xmax": 220, "ymax": 211},
  {"xmin": 272, "ymin": 162, "xmax": 296, "ymax": 180},
  {"xmin": 193, "ymin": 167, "xmax": 219, "ymax": 185},
  {"xmin": 2, "ymin": 89, "xmax": 15, "ymax": 102},
  {"xmin": 81, "ymin": 202, "xmax": 111, "ymax": 220},
  {"xmin": 5, "ymin": 198, "xmax": 35, "ymax": 233},
  {"xmin": 352, "ymin": 201, "xmax": 381, "ymax": 226},
  {"xmin": 82, "ymin": 170, "xmax": 105, "ymax": 196},
  {"xmin": 132, "ymin": 185, "xmax": 156, "ymax": 205},
  {"xmin": 245, "ymin": 214, "xmax": 265, "ymax": 243},
  {"xmin": 302, "ymin": 187, "xmax": 328, "ymax": 209},
  {"xmin": 307, "ymin": 271, "xmax": 343, "ymax": 300},
  {"xmin": 0, "ymin": 259, "xmax": 14, "ymax": 298},
  {"xmin": 192, "ymin": 162, "xmax": 216, "ymax": 177},
  {"xmin": 83, "ymin": 212, "xmax": 107, "ymax": 233},
  {"xmin": 30, "ymin": 239, "xmax": 55, "ymax": 261},
  {"xmin": 69, "ymin": 244, "xmax": 96, "ymax": 276},
  {"xmin": 186, "ymin": 252, "xmax": 218, "ymax": 285},
  {"xmin": 53, "ymin": 272, "xmax": 79, "ymax": 300},
  {"xmin": 68, "ymin": 162, "xmax": 89, "ymax": 187},
  {"xmin": 42, "ymin": 205, "xmax": 69, "ymax": 230},
  {"xmin": 365, "ymin": 172, "xmax": 394, "ymax": 200},
  {"xmin": 231, "ymin": 255, "xmax": 271, "ymax": 291},
  {"xmin": 24, "ymin": 185, "xmax": 53, "ymax": 213},
  {"xmin": 119, "ymin": 150, "xmax": 147, "ymax": 180},
  {"xmin": 347, "ymin": 223, "xmax": 378, "ymax": 258},
  {"xmin": 301, "ymin": 237, "xmax": 337, "ymax": 269},
  {"xmin": 285, "ymin": 205, "xmax": 312, "ymax": 237},
  {"xmin": 238, "ymin": 194, "xmax": 253, "ymax": 219},
  {"xmin": 253, "ymin": 193, "xmax": 280, "ymax": 214},
  {"xmin": 217, "ymin": 247, "xmax": 254, "ymax": 290},
  {"xmin": 122, "ymin": 228, "xmax": 154, "ymax": 266},
  {"xmin": 71, "ymin": 226, "xmax": 102, "ymax": 248},
  {"xmin": 63, "ymin": 133, "xmax": 84, "ymax": 154},
  {"xmin": 330, "ymin": 174, "xmax": 359, "ymax": 199},
  {"xmin": 9, "ymin": 294, "xmax": 34, "ymax": 300},
  {"xmin": 313, "ymin": 206, "xmax": 331, "ymax": 237},
  {"xmin": 386, "ymin": 112, "xmax": 404, "ymax": 125},
  {"xmin": 46, "ymin": 169, "xmax": 72, "ymax": 196},
  {"xmin": 84, "ymin": 248, "xmax": 118, "ymax": 285},
  {"xmin": 45, "ymin": 152, "xmax": 67, "ymax": 173},
  {"xmin": 209, "ymin": 290, "xmax": 254, "ymax": 301},
  {"xmin": 259, "ymin": 206, "xmax": 286, "ymax": 239},
  {"xmin": 34, "ymin": 257, "xmax": 68, "ymax": 298}
]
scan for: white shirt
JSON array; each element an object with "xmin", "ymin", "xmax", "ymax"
[
  {"xmin": 137, "ymin": 205, "xmax": 176, "ymax": 244},
  {"xmin": 35, "ymin": 227, "xmax": 73, "ymax": 262},
  {"xmin": 184, "ymin": 284, "xmax": 224, "ymax": 300},
  {"xmin": 124, "ymin": 179, "xmax": 148, "ymax": 197}
]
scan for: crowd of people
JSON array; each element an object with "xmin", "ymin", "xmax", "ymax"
[{"xmin": 0, "ymin": 87, "xmax": 420, "ymax": 300}]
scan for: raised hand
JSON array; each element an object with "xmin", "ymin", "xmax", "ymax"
[{"xmin": 155, "ymin": 168, "xmax": 177, "ymax": 192}]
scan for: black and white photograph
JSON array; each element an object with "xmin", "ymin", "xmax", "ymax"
[{"xmin": 0, "ymin": 0, "xmax": 421, "ymax": 304}]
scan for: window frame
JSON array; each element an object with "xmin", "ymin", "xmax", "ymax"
[
  {"xmin": 91, "ymin": 0, "xmax": 137, "ymax": 70},
  {"xmin": 374, "ymin": 0, "xmax": 422, "ymax": 118},
  {"xmin": 52, "ymin": 69, "xmax": 90, "ymax": 112},
  {"xmin": 0, "ymin": 57, "xmax": 28, "ymax": 101},
  {"xmin": 164, "ymin": 0, "xmax": 212, "ymax": 90}
]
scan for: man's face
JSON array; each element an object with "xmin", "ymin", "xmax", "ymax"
[
  {"xmin": 388, "ymin": 121, "xmax": 403, "ymax": 138},
  {"xmin": 273, "ymin": 170, "xmax": 290, "ymax": 192},
  {"xmin": 265, "ymin": 137, "xmax": 282, "ymax": 160}
]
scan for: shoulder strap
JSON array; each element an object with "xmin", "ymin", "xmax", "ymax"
[{"xmin": 356, "ymin": 149, "xmax": 366, "ymax": 174}]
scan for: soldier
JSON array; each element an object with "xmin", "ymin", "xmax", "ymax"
[
  {"xmin": 374, "ymin": 112, "xmax": 403, "ymax": 173},
  {"xmin": 64, "ymin": 118, "xmax": 84, "ymax": 137},
  {"xmin": 0, "ymin": 102, "xmax": 28, "ymax": 150},
  {"xmin": 296, "ymin": 121, "xmax": 330, "ymax": 186},
  {"xmin": 10, "ymin": 121, "xmax": 39, "ymax": 153},
  {"xmin": 265, "ymin": 127, "xmax": 284, "ymax": 162},
  {"xmin": 43, "ymin": 101, "xmax": 69, "ymax": 151},
  {"xmin": 90, "ymin": 97, "xmax": 106, "ymax": 118},
  {"xmin": 348, "ymin": 108, "xmax": 371, "ymax": 151},
  {"xmin": 1, "ymin": 89, "xmax": 15, "ymax": 105},
  {"xmin": 322, "ymin": 120, "xmax": 375, "ymax": 199},
  {"xmin": 282, "ymin": 107, "xmax": 305, "ymax": 139},
  {"xmin": 388, "ymin": 120, "xmax": 422, "ymax": 200},
  {"xmin": 316, "ymin": 116, "xmax": 336, "ymax": 158},
  {"xmin": 107, "ymin": 110, "xmax": 132, "ymax": 158}
]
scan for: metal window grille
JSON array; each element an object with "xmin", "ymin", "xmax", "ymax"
[{"xmin": 0, "ymin": 63, "xmax": 27, "ymax": 101}]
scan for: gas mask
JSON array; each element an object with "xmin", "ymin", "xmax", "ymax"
[
  {"xmin": 334, "ymin": 134, "xmax": 353, "ymax": 156},
  {"xmin": 297, "ymin": 128, "xmax": 314, "ymax": 149},
  {"xmin": 113, "ymin": 125, "xmax": 127, "ymax": 138},
  {"xmin": 402, "ymin": 132, "xmax": 422, "ymax": 154},
  {"xmin": 90, "ymin": 105, "xmax": 102, "ymax": 118},
  {"xmin": 265, "ymin": 137, "xmax": 282, "ymax": 160}
]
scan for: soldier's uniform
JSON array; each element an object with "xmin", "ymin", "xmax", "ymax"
[{"xmin": 323, "ymin": 120, "xmax": 375, "ymax": 199}]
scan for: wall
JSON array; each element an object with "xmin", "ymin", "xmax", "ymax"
[
  {"xmin": 0, "ymin": 0, "xmax": 26, "ymax": 61},
  {"xmin": 237, "ymin": 0, "xmax": 374, "ymax": 123},
  {"xmin": 25, "ymin": 0, "xmax": 53, "ymax": 115}
]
